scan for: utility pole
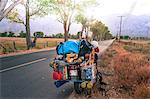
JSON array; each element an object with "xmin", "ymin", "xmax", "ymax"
[{"xmin": 118, "ymin": 16, "xmax": 125, "ymax": 41}]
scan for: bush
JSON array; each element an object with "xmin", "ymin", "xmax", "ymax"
[
  {"xmin": 34, "ymin": 31, "xmax": 44, "ymax": 38},
  {"xmin": 0, "ymin": 32, "xmax": 8, "ymax": 37},
  {"xmin": 8, "ymin": 32, "xmax": 15, "ymax": 37},
  {"xmin": 134, "ymin": 66, "xmax": 150, "ymax": 84},
  {"xmin": 134, "ymin": 84, "xmax": 150, "ymax": 98},
  {"xmin": 113, "ymin": 53, "xmax": 150, "ymax": 97},
  {"xmin": 19, "ymin": 31, "xmax": 26, "ymax": 38}
]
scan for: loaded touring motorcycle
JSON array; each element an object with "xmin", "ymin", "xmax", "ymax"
[{"xmin": 49, "ymin": 39, "xmax": 102, "ymax": 94}]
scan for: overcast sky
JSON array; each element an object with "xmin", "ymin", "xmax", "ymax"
[
  {"xmin": 0, "ymin": 0, "xmax": 150, "ymax": 35},
  {"xmin": 92, "ymin": 0, "xmax": 150, "ymax": 17}
]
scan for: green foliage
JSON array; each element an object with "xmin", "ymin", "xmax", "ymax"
[
  {"xmin": 69, "ymin": 34, "xmax": 78, "ymax": 39},
  {"xmin": 55, "ymin": 33, "xmax": 64, "ymax": 38},
  {"xmin": 7, "ymin": 9, "xmax": 25, "ymax": 25},
  {"xmin": 90, "ymin": 20, "xmax": 112, "ymax": 40},
  {"xmin": 124, "ymin": 35, "xmax": 130, "ymax": 39},
  {"xmin": 75, "ymin": 13, "xmax": 87, "ymax": 25},
  {"xmin": 37, "ymin": 0, "xmax": 98, "ymax": 41},
  {"xmin": 8, "ymin": 32, "xmax": 15, "ymax": 37},
  {"xmin": 75, "ymin": 13, "xmax": 88, "ymax": 39},
  {"xmin": 50, "ymin": 33, "xmax": 77, "ymax": 39},
  {"xmin": 0, "ymin": 32, "xmax": 8, "ymax": 37},
  {"xmin": 7, "ymin": 0, "xmax": 48, "ymax": 24},
  {"xmin": 34, "ymin": 32, "xmax": 44, "ymax": 38},
  {"xmin": 19, "ymin": 31, "xmax": 26, "ymax": 38},
  {"xmin": 51, "ymin": 33, "xmax": 64, "ymax": 38},
  {"xmin": 120, "ymin": 36, "xmax": 130, "ymax": 39},
  {"xmin": 123, "ymin": 35, "xmax": 130, "ymax": 40},
  {"xmin": 0, "ymin": 32, "xmax": 15, "ymax": 37}
]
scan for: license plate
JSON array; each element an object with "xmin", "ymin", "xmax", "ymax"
[{"xmin": 70, "ymin": 70, "xmax": 78, "ymax": 76}]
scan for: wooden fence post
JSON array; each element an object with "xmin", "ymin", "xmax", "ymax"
[
  {"xmin": 0, "ymin": 44, "xmax": 7, "ymax": 54},
  {"xmin": 56, "ymin": 41, "xmax": 58, "ymax": 45},
  {"xmin": 13, "ymin": 41, "xmax": 17, "ymax": 51},
  {"xmin": 46, "ymin": 41, "xmax": 48, "ymax": 47}
]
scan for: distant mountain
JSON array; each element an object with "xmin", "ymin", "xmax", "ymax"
[
  {"xmin": 0, "ymin": 15, "xmax": 149, "ymax": 37},
  {"xmin": 100, "ymin": 15, "xmax": 150, "ymax": 37},
  {"xmin": 0, "ymin": 16, "xmax": 81, "ymax": 36}
]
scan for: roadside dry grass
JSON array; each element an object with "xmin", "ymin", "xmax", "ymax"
[
  {"xmin": 0, "ymin": 37, "xmax": 64, "ymax": 54},
  {"xmin": 97, "ymin": 41, "xmax": 150, "ymax": 98},
  {"xmin": 122, "ymin": 40, "xmax": 150, "ymax": 44},
  {"xmin": 123, "ymin": 44, "xmax": 150, "ymax": 56}
]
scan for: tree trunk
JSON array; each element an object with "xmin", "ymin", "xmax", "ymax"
[
  {"xmin": 80, "ymin": 26, "xmax": 84, "ymax": 40},
  {"xmin": 25, "ymin": 0, "xmax": 31, "ymax": 50},
  {"xmin": 64, "ymin": 21, "xmax": 69, "ymax": 42}
]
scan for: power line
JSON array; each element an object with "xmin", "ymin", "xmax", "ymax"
[{"xmin": 116, "ymin": 0, "xmax": 137, "ymax": 39}]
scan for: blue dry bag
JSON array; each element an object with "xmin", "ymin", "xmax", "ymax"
[{"xmin": 56, "ymin": 40, "xmax": 80, "ymax": 55}]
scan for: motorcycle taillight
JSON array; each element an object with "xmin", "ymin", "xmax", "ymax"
[{"xmin": 95, "ymin": 47, "xmax": 99, "ymax": 53}]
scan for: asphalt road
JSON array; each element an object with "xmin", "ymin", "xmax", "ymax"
[
  {"xmin": 0, "ymin": 50, "xmax": 74, "ymax": 99},
  {"xmin": 0, "ymin": 39, "xmax": 114, "ymax": 99}
]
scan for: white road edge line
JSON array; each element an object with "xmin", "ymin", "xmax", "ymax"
[{"xmin": 0, "ymin": 58, "xmax": 47, "ymax": 73}]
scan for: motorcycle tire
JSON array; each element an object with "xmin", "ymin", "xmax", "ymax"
[
  {"xmin": 96, "ymin": 72, "xmax": 102, "ymax": 83},
  {"xmin": 74, "ymin": 82, "xmax": 82, "ymax": 94}
]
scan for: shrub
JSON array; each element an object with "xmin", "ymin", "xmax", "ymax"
[
  {"xmin": 134, "ymin": 66, "xmax": 150, "ymax": 84},
  {"xmin": 134, "ymin": 84, "xmax": 150, "ymax": 98},
  {"xmin": 113, "ymin": 53, "xmax": 150, "ymax": 97}
]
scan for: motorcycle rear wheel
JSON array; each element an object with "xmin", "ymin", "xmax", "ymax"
[{"xmin": 74, "ymin": 82, "xmax": 82, "ymax": 94}]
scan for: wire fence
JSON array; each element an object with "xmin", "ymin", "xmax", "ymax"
[{"xmin": 0, "ymin": 41, "xmax": 60, "ymax": 54}]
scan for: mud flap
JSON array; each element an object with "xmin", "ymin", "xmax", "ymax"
[{"xmin": 54, "ymin": 81, "xmax": 69, "ymax": 88}]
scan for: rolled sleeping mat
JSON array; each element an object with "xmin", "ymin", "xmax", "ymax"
[
  {"xmin": 81, "ymin": 81, "xmax": 87, "ymax": 88},
  {"xmin": 87, "ymin": 81, "xmax": 93, "ymax": 89}
]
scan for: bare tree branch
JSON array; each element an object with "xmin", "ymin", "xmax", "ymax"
[
  {"xmin": 0, "ymin": 0, "xmax": 8, "ymax": 12},
  {"xmin": 0, "ymin": 0, "xmax": 22, "ymax": 21},
  {"xmin": 29, "ymin": 7, "xmax": 43, "ymax": 17}
]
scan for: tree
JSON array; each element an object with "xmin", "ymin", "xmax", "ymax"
[
  {"xmin": 75, "ymin": 13, "xmax": 88, "ymax": 39},
  {"xmin": 25, "ymin": 0, "xmax": 32, "ymax": 49},
  {"xmin": 50, "ymin": 33, "xmax": 64, "ymax": 38},
  {"xmin": 34, "ymin": 32, "xmax": 44, "ymax": 38},
  {"xmin": 38, "ymin": 0, "xmax": 97, "ymax": 41},
  {"xmin": 55, "ymin": 33, "xmax": 64, "ymax": 38},
  {"xmin": 19, "ymin": 31, "xmax": 26, "ymax": 37},
  {"xmin": 0, "ymin": 32, "xmax": 8, "ymax": 37},
  {"xmin": 7, "ymin": 0, "xmax": 44, "ymax": 49},
  {"xmin": 69, "ymin": 34, "xmax": 78, "ymax": 39},
  {"xmin": 8, "ymin": 31, "xmax": 15, "ymax": 37},
  {"xmin": 90, "ymin": 20, "xmax": 112, "ymax": 41},
  {"xmin": 0, "ymin": 0, "xmax": 23, "ymax": 21}
]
